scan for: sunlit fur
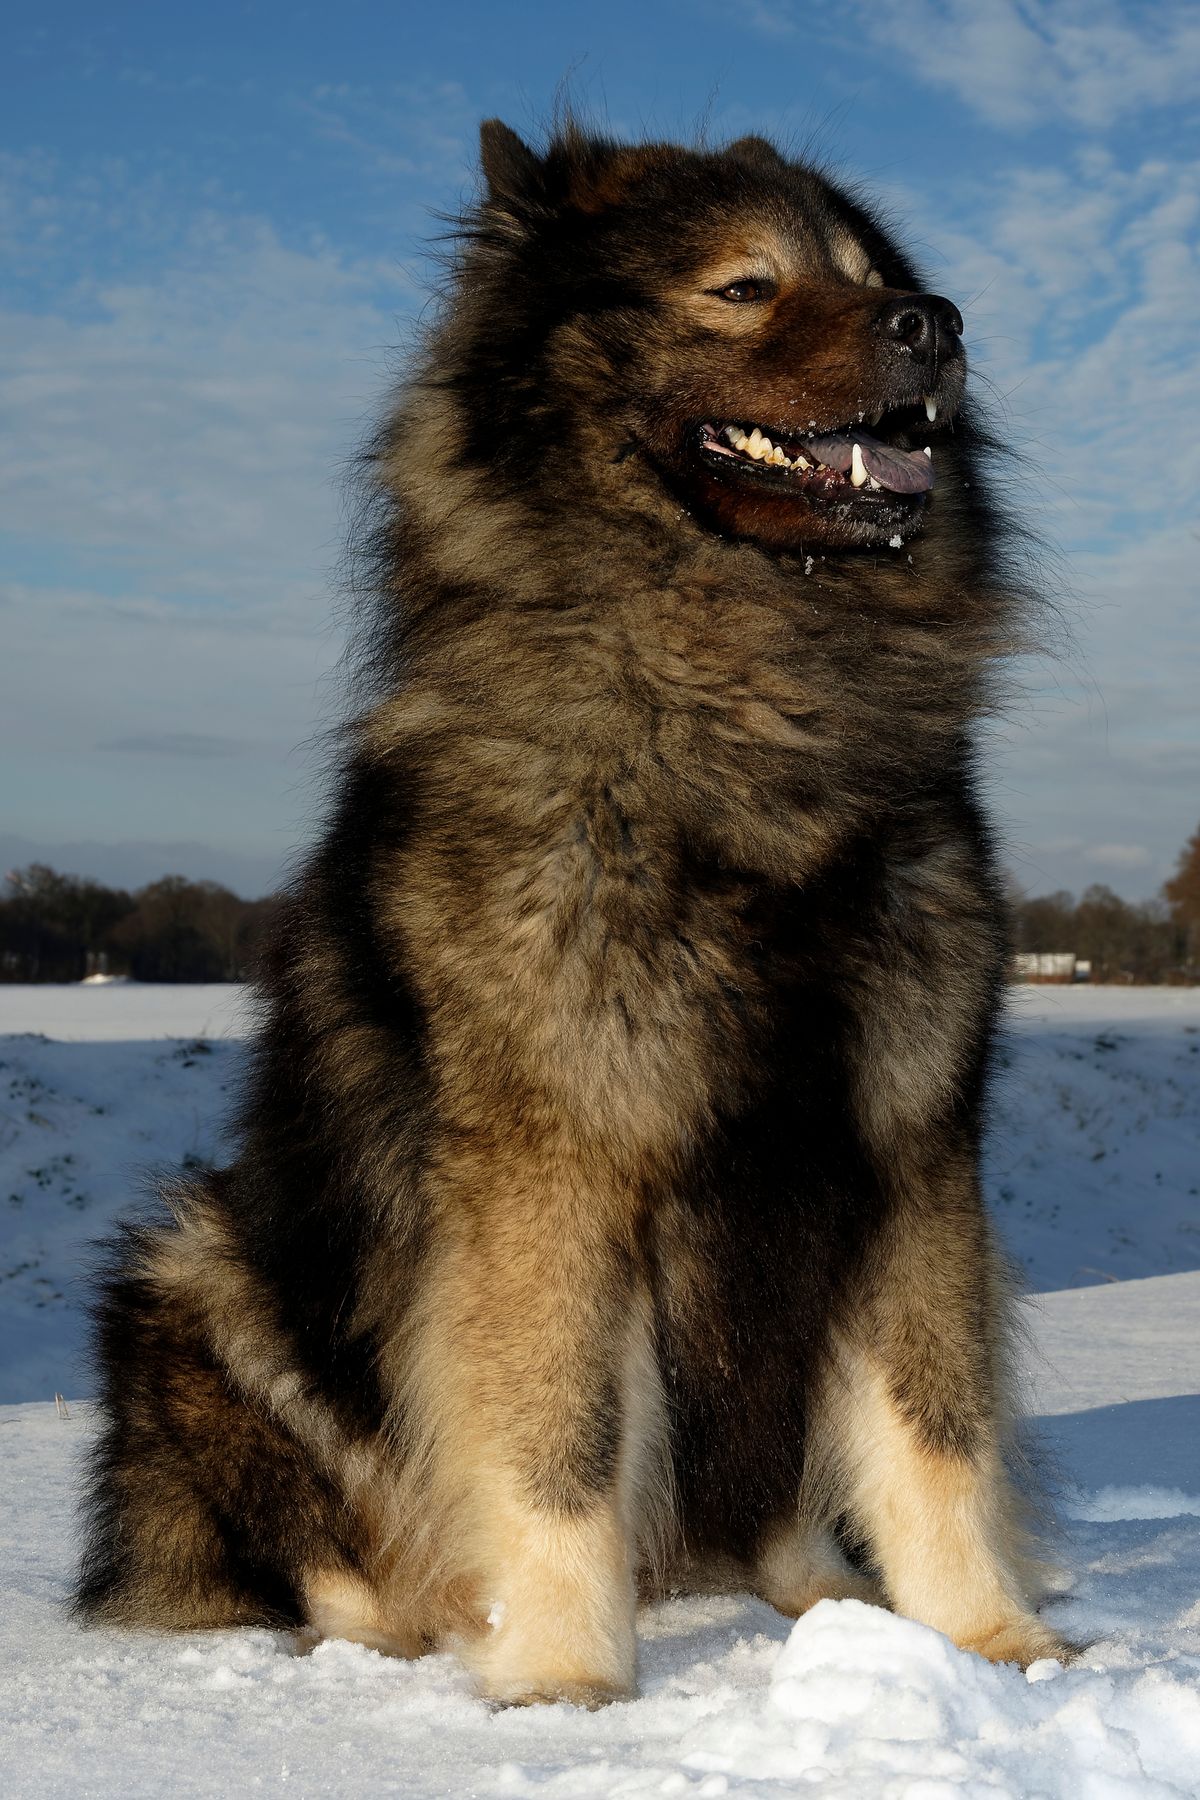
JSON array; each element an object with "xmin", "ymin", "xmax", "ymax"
[{"xmin": 75, "ymin": 122, "xmax": 1066, "ymax": 1703}]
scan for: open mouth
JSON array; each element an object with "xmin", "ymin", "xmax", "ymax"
[{"xmin": 697, "ymin": 414, "xmax": 936, "ymax": 503}]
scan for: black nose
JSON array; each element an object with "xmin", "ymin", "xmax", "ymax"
[{"xmin": 875, "ymin": 294, "xmax": 963, "ymax": 364}]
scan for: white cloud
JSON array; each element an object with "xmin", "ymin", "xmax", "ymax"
[
  {"xmin": 294, "ymin": 78, "xmax": 478, "ymax": 185},
  {"xmin": 880, "ymin": 150, "xmax": 1200, "ymax": 550},
  {"xmin": 896, "ymin": 144, "xmax": 1200, "ymax": 899},
  {"xmin": 1084, "ymin": 843, "xmax": 1154, "ymax": 870},
  {"xmin": 0, "ymin": 204, "xmax": 406, "ymax": 617},
  {"xmin": 836, "ymin": 0, "xmax": 1200, "ymax": 131},
  {"xmin": 0, "ymin": 154, "xmax": 423, "ymax": 857}
]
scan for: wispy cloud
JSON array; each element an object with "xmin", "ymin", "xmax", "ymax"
[
  {"xmin": 900, "ymin": 150, "xmax": 1200, "ymax": 547},
  {"xmin": 1085, "ymin": 843, "xmax": 1154, "ymax": 870},
  {"xmin": 741, "ymin": 0, "xmax": 1200, "ymax": 131},
  {"xmin": 0, "ymin": 112, "xmax": 457, "ymax": 874},
  {"xmin": 0, "ymin": 176, "xmax": 405, "ymax": 619},
  {"xmin": 293, "ymin": 78, "xmax": 478, "ymax": 185},
  {"xmin": 97, "ymin": 733, "xmax": 251, "ymax": 758},
  {"xmin": 870, "ymin": 141, "xmax": 1200, "ymax": 898}
]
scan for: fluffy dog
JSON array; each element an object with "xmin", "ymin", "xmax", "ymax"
[{"xmin": 76, "ymin": 122, "xmax": 1066, "ymax": 1703}]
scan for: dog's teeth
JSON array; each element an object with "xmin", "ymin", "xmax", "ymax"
[
  {"xmin": 724, "ymin": 426, "xmax": 741, "ymax": 445},
  {"xmin": 795, "ymin": 454, "xmax": 811, "ymax": 470},
  {"xmin": 735, "ymin": 434, "xmax": 750, "ymax": 451},
  {"xmin": 850, "ymin": 443, "xmax": 868, "ymax": 487},
  {"xmin": 868, "ymin": 477, "xmax": 881, "ymax": 490},
  {"xmin": 869, "ymin": 409, "xmax": 883, "ymax": 427},
  {"xmin": 924, "ymin": 395, "xmax": 937, "ymax": 422},
  {"xmin": 747, "ymin": 428, "xmax": 765, "ymax": 457},
  {"xmin": 772, "ymin": 445, "xmax": 787, "ymax": 465},
  {"xmin": 923, "ymin": 445, "xmax": 932, "ymax": 458}
]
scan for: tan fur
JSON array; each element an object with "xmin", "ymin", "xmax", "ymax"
[
  {"xmin": 395, "ymin": 1184, "xmax": 663, "ymax": 1699},
  {"xmin": 754, "ymin": 1519, "xmax": 884, "ymax": 1618},
  {"xmin": 302, "ymin": 1571, "xmax": 421, "ymax": 1658},
  {"xmin": 817, "ymin": 1344, "xmax": 1052, "ymax": 1667},
  {"xmin": 459, "ymin": 1495, "xmax": 637, "ymax": 1705}
]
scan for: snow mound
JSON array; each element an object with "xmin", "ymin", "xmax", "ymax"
[{"xmin": 769, "ymin": 1598, "xmax": 1200, "ymax": 1796}]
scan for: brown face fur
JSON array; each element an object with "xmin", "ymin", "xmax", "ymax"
[
  {"xmin": 631, "ymin": 220, "xmax": 964, "ymax": 550},
  {"xmin": 466, "ymin": 128, "xmax": 969, "ymax": 553},
  {"xmin": 74, "ymin": 122, "xmax": 1068, "ymax": 1706}
]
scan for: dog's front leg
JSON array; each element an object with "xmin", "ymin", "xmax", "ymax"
[
  {"xmin": 410, "ymin": 1133, "xmax": 653, "ymax": 1706},
  {"xmin": 829, "ymin": 1150, "xmax": 1068, "ymax": 1668}
]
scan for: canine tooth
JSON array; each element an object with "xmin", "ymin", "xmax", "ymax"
[
  {"xmin": 924, "ymin": 395, "xmax": 937, "ymax": 422},
  {"xmin": 923, "ymin": 445, "xmax": 932, "ymax": 458},
  {"xmin": 850, "ymin": 443, "xmax": 868, "ymax": 487}
]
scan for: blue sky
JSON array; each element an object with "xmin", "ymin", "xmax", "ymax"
[{"xmin": 2, "ymin": 0, "xmax": 1198, "ymax": 897}]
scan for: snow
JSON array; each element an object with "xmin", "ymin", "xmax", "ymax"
[
  {"xmin": 990, "ymin": 984, "xmax": 1200, "ymax": 1290},
  {"xmin": 0, "ymin": 981, "xmax": 254, "ymax": 1042},
  {"xmin": 1, "ymin": 982, "xmax": 1199, "ymax": 1795},
  {"xmin": 0, "ymin": 985, "xmax": 255, "ymax": 1401}
]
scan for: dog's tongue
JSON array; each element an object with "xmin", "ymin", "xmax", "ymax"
[{"xmin": 804, "ymin": 429, "xmax": 934, "ymax": 495}]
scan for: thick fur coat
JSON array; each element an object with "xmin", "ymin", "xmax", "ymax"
[{"xmin": 76, "ymin": 123, "xmax": 1067, "ymax": 1703}]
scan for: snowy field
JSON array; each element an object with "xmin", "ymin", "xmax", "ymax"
[
  {"xmin": 3, "ymin": 981, "xmax": 1198, "ymax": 1405},
  {"xmin": 1, "ymin": 982, "xmax": 1199, "ymax": 1796}
]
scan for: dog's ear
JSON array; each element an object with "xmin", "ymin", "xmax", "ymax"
[
  {"xmin": 727, "ymin": 135, "xmax": 787, "ymax": 171},
  {"xmin": 479, "ymin": 120, "xmax": 542, "ymax": 210}
]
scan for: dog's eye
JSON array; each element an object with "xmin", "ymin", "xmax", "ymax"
[{"xmin": 709, "ymin": 278, "xmax": 773, "ymax": 304}]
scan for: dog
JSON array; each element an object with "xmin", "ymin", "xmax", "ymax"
[{"xmin": 75, "ymin": 121, "xmax": 1067, "ymax": 1704}]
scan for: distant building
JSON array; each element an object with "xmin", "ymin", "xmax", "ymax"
[{"xmin": 1013, "ymin": 953, "xmax": 1092, "ymax": 984}]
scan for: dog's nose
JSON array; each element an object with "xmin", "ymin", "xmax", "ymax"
[{"xmin": 875, "ymin": 295, "xmax": 964, "ymax": 363}]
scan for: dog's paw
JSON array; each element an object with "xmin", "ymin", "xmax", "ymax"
[
  {"xmin": 466, "ymin": 1616, "xmax": 636, "ymax": 1710},
  {"xmin": 960, "ymin": 1614, "xmax": 1075, "ymax": 1671},
  {"xmin": 489, "ymin": 1675, "xmax": 633, "ymax": 1710}
]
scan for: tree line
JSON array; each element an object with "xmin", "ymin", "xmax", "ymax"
[
  {"xmin": 1008, "ymin": 822, "xmax": 1199, "ymax": 985},
  {"xmin": 2, "ymin": 823, "xmax": 1199, "ymax": 983},
  {"xmin": 0, "ymin": 865, "xmax": 280, "ymax": 984}
]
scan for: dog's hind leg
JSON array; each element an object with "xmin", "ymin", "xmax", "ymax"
[
  {"xmin": 405, "ymin": 1140, "xmax": 662, "ymax": 1706},
  {"xmin": 76, "ymin": 1204, "xmax": 370, "ymax": 1638},
  {"xmin": 753, "ymin": 1516, "xmax": 883, "ymax": 1618}
]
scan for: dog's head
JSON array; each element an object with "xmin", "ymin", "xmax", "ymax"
[{"xmin": 445, "ymin": 123, "xmax": 971, "ymax": 554}]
